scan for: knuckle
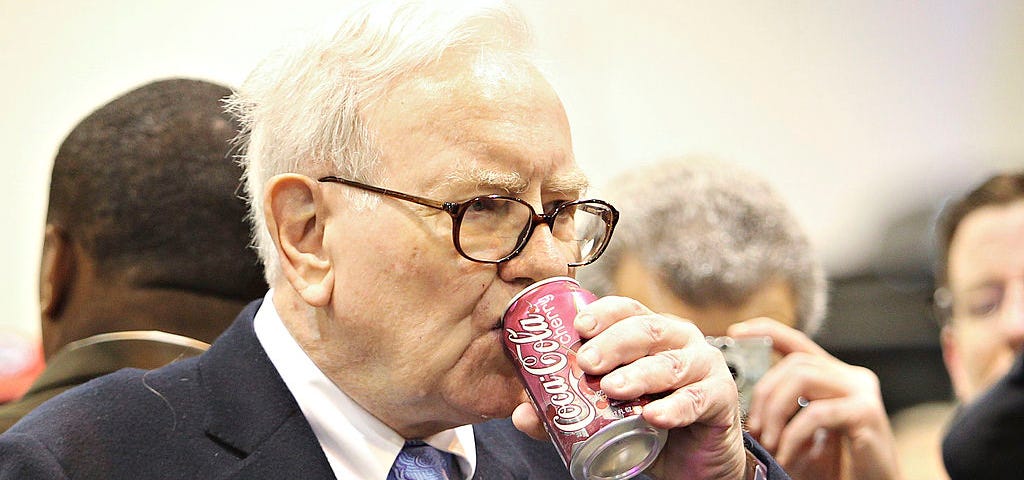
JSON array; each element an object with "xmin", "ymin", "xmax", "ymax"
[
  {"xmin": 641, "ymin": 314, "xmax": 670, "ymax": 343},
  {"xmin": 654, "ymin": 350, "xmax": 687, "ymax": 382},
  {"xmin": 675, "ymin": 385, "xmax": 708, "ymax": 420},
  {"xmin": 686, "ymin": 386, "xmax": 708, "ymax": 411}
]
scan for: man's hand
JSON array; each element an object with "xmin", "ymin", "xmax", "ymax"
[
  {"xmin": 728, "ymin": 317, "xmax": 902, "ymax": 480},
  {"xmin": 512, "ymin": 296, "xmax": 747, "ymax": 480}
]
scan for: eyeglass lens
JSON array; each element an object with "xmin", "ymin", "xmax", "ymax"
[{"xmin": 456, "ymin": 198, "xmax": 612, "ymax": 264}]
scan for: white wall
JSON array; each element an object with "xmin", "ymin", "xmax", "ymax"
[{"xmin": 2, "ymin": 0, "xmax": 1022, "ymax": 339}]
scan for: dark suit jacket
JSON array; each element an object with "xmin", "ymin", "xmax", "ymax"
[
  {"xmin": 942, "ymin": 351, "xmax": 1024, "ymax": 480},
  {"xmin": 0, "ymin": 331, "xmax": 207, "ymax": 432},
  {"xmin": 0, "ymin": 300, "xmax": 787, "ymax": 479}
]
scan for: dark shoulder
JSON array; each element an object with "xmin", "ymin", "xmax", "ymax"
[
  {"xmin": 0, "ymin": 359, "xmax": 219, "ymax": 479},
  {"xmin": 14, "ymin": 358, "xmax": 203, "ymax": 433},
  {"xmin": 0, "ymin": 386, "xmax": 68, "ymax": 432},
  {"xmin": 942, "ymin": 369, "xmax": 1024, "ymax": 479}
]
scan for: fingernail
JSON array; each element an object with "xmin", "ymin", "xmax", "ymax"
[
  {"xmin": 575, "ymin": 313, "xmax": 595, "ymax": 334},
  {"xmin": 578, "ymin": 346, "xmax": 599, "ymax": 368}
]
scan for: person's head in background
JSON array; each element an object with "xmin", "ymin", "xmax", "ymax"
[
  {"xmin": 934, "ymin": 171, "xmax": 1024, "ymax": 405},
  {"xmin": 577, "ymin": 156, "xmax": 827, "ymax": 337},
  {"xmin": 39, "ymin": 78, "xmax": 268, "ymax": 358}
]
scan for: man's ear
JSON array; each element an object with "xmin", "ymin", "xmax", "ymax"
[
  {"xmin": 264, "ymin": 174, "xmax": 334, "ymax": 307},
  {"xmin": 40, "ymin": 224, "xmax": 74, "ymax": 319}
]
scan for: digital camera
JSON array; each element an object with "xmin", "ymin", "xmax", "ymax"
[{"xmin": 706, "ymin": 336, "xmax": 773, "ymax": 414}]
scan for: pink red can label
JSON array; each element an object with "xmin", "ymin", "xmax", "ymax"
[{"xmin": 502, "ymin": 277, "xmax": 665, "ymax": 478}]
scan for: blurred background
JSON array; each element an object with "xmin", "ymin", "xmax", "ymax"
[{"xmin": 1, "ymin": 0, "xmax": 1022, "ymax": 415}]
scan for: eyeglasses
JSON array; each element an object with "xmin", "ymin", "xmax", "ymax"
[
  {"xmin": 934, "ymin": 280, "xmax": 1024, "ymax": 327},
  {"xmin": 930, "ymin": 287, "xmax": 954, "ymax": 326},
  {"xmin": 318, "ymin": 176, "xmax": 618, "ymax": 266}
]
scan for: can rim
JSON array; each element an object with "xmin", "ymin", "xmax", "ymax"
[{"xmin": 568, "ymin": 415, "xmax": 668, "ymax": 480}]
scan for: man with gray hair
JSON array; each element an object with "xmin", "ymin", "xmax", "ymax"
[
  {"xmin": 1, "ymin": 3, "xmax": 787, "ymax": 479},
  {"xmin": 579, "ymin": 157, "xmax": 901, "ymax": 480},
  {"xmin": 579, "ymin": 157, "xmax": 826, "ymax": 337}
]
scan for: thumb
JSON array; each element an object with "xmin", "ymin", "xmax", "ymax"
[{"xmin": 511, "ymin": 402, "xmax": 550, "ymax": 441}]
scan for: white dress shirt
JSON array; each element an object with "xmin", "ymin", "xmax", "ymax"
[{"xmin": 253, "ymin": 292, "xmax": 477, "ymax": 479}]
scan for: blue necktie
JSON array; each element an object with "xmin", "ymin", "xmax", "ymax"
[{"xmin": 387, "ymin": 440, "xmax": 462, "ymax": 480}]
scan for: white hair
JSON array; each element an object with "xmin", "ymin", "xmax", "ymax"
[
  {"xmin": 226, "ymin": 0, "xmax": 534, "ymax": 285},
  {"xmin": 578, "ymin": 156, "xmax": 828, "ymax": 335}
]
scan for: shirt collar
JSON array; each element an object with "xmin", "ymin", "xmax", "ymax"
[{"xmin": 252, "ymin": 291, "xmax": 477, "ymax": 479}]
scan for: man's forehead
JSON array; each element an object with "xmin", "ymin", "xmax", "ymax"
[
  {"xmin": 949, "ymin": 202, "xmax": 1024, "ymax": 290},
  {"xmin": 952, "ymin": 202, "xmax": 1024, "ymax": 253},
  {"xmin": 365, "ymin": 47, "xmax": 579, "ymax": 197}
]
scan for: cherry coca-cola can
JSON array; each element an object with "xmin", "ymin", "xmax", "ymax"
[{"xmin": 501, "ymin": 276, "xmax": 668, "ymax": 480}]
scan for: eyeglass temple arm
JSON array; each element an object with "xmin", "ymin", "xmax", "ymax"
[{"xmin": 318, "ymin": 176, "xmax": 455, "ymax": 213}]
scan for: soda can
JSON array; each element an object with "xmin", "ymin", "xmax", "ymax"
[{"xmin": 501, "ymin": 276, "xmax": 668, "ymax": 480}]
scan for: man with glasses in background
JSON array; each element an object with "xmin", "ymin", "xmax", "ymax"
[
  {"xmin": 0, "ymin": 2, "xmax": 788, "ymax": 479},
  {"xmin": 930, "ymin": 171, "xmax": 1024, "ymax": 479}
]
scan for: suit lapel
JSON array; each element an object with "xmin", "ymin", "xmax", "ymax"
[{"xmin": 198, "ymin": 300, "xmax": 334, "ymax": 479}]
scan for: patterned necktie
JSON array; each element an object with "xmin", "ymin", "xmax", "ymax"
[{"xmin": 387, "ymin": 440, "xmax": 462, "ymax": 480}]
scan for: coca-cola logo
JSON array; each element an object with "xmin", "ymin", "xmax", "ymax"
[{"xmin": 505, "ymin": 294, "xmax": 595, "ymax": 432}]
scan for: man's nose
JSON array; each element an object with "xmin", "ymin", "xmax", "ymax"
[{"xmin": 497, "ymin": 223, "xmax": 570, "ymax": 285}]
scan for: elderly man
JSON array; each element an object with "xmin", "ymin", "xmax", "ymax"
[
  {"xmin": 579, "ymin": 158, "xmax": 901, "ymax": 480},
  {"xmin": 0, "ymin": 78, "xmax": 267, "ymax": 432},
  {"xmin": 0, "ymin": 2, "xmax": 787, "ymax": 479},
  {"xmin": 933, "ymin": 172, "xmax": 1024, "ymax": 478}
]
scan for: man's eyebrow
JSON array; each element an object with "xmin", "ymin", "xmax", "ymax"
[
  {"xmin": 547, "ymin": 169, "xmax": 589, "ymax": 196},
  {"xmin": 438, "ymin": 170, "xmax": 529, "ymax": 194},
  {"xmin": 960, "ymin": 280, "xmax": 1003, "ymax": 296},
  {"xmin": 437, "ymin": 168, "xmax": 590, "ymax": 197}
]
